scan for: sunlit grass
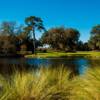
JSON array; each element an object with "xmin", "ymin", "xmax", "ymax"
[
  {"xmin": 70, "ymin": 67, "xmax": 100, "ymax": 100},
  {"xmin": 0, "ymin": 66, "xmax": 100, "ymax": 100},
  {"xmin": 25, "ymin": 51, "xmax": 100, "ymax": 58},
  {"xmin": 78, "ymin": 67, "xmax": 100, "ymax": 100},
  {"xmin": 0, "ymin": 66, "xmax": 73, "ymax": 100}
]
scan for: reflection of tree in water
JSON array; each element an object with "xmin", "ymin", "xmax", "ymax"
[
  {"xmin": 48, "ymin": 58, "xmax": 80, "ymax": 78},
  {"xmin": 0, "ymin": 58, "xmax": 37, "ymax": 77},
  {"xmin": 0, "ymin": 57, "xmax": 99, "ymax": 78},
  {"xmin": 69, "ymin": 65, "xmax": 79, "ymax": 79}
]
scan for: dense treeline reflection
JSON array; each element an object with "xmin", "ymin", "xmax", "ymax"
[{"xmin": 0, "ymin": 57, "xmax": 99, "ymax": 77}]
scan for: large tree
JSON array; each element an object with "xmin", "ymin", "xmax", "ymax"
[
  {"xmin": 25, "ymin": 16, "xmax": 45, "ymax": 54},
  {"xmin": 0, "ymin": 22, "xmax": 19, "ymax": 55},
  {"xmin": 88, "ymin": 25, "xmax": 100, "ymax": 50},
  {"xmin": 41, "ymin": 27, "xmax": 80, "ymax": 51}
]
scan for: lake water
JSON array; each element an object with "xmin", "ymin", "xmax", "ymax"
[{"xmin": 0, "ymin": 56, "xmax": 99, "ymax": 76}]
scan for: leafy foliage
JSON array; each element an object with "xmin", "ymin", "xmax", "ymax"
[
  {"xmin": 88, "ymin": 25, "xmax": 100, "ymax": 50},
  {"xmin": 25, "ymin": 16, "xmax": 45, "ymax": 54},
  {"xmin": 41, "ymin": 27, "xmax": 80, "ymax": 51}
]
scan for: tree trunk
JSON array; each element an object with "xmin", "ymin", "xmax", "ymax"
[{"xmin": 33, "ymin": 29, "xmax": 36, "ymax": 54}]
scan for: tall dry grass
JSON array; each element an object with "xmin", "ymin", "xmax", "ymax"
[
  {"xmin": 70, "ymin": 67, "xmax": 100, "ymax": 100},
  {"xmin": 0, "ymin": 66, "xmax": 73, "ymax": 100},
  {"xmin": 0, "ymin": 66, "xmax": 100, "ymax": 100}
]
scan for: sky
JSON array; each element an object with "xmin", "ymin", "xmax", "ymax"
[{"xmin": 0, "ymin": 0, "xmax": 99, "ymax": 42}]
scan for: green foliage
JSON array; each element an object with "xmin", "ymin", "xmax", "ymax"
[
  {"xmin": 0, "ymin": 17, "xmax": 44, "ymax": 55},
  {"xmin": 0, "ymin": 18, "xmax": 100, "ymax": 55},
  {"xmin": 0, "ymin": 22, "xmax": 16, "ymax": 35},
  {"xmin": 77, "ymin": 41, "xmax": 90, "ymax": 51},
  {"xmin": 88, "ymin": 25, "xmax": 100, "ymax": 50},
  {"xmin": 25, "ymin": 16, "xmax": 45, "ymax": 54},
  {"xmin": 91, "ymin": 25, "xmax": 100, "ymax": 35},
  {"xmin": 41, "ymin": 27, "xmax": 80, "ymax": 51},
  {"xmin": 0, "ymin": 22, "xmax": 23, "ymax": 55}
]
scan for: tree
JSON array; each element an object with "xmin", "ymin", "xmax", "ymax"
[
  {"xmin": 0, "ymin": 22, "xmax": 16, "ymax": 36},
  {"xmin": 25, "ymin": 16, "xmax": 45, "ymax": 54},
  {"xmin": 65, "ymin": 28, "xmax": 80, "ymax": 51},
  {"xmin": 91, "ymin": 25, "xmax": 100, "ymax": 35},
  {"xmin": 77, "ymin": 41, "xmax": 84, "ymax": 51},
  {"xmin": 88, "ymin": 35, "xmax": 100, "ymax": 50},
  {"xmin": 88, "ymin": 25, "xmax": 100, "ymax": 50},
  {"xmin": 0, "ymin": 22, "xmax": 24, "ymax": 55},
  {"xmin": 41, "ymin": 27, "xmax": 80, "ymax": 51},
  {"xmin": 77, "ymin": 41, "xmax": 90, "ymax": 51}
]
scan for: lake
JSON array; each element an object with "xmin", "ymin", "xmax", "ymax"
[{"xmin": 0, "ymin": 56, "xmax": 99, "ymax": 76}]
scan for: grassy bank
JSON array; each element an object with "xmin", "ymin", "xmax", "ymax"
[
  {"xmin": 25, "ymin": 51, "xmax": 100, "ymax": 58},
  {"xmin": 0, "ymin": 66, "xmax": 100, "ymax": 100}
]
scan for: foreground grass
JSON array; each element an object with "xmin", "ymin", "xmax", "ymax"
[
  {"xmin": 70, "ymin": 67, "xmax": 100, "ymax": 100},
  {"xmin": 25, "ymin": 51, "xmax": 100, "ymax": 58},
  {"xmin": 0, "ymin": 67, "xmax": 72, "ymax": 100},
  {"xmin": 0, "ymin": 66, "xmax": 100, "ymax": 100}
]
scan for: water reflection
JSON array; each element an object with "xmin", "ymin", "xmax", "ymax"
[
  {"xmin": 0, "ymin": 57, "xmax": 99, "ymax": 76},
  {"xmin": 26, "ymin": 57, "xmax": 90, "ymax": 75},
  {"xmin": 74, "ymin": 58, "xmax": 90, "ymax": 74}
]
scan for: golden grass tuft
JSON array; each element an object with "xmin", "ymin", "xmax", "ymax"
[
  {"xmin": 0, "ymin": 66, "xmax": 100, "ymax": 100},
  {"xmin": 0, "ymin": 66, "xmax": 72, "ymax": 100}
]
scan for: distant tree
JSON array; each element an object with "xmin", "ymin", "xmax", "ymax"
[
  {"xmin": 0, "ymin": 22, "xmax": 21, "ymax": 55},
  {"xmin": 41, "ymin": 27, "xmax": 80, "ymax": 51},
  {"xmin": 41, "ymin": 27, "xmax": 65, "ymax": 50},
  {"xmin": 88, "ymin": 35, "xmax": 100, "ymax": 50},
  {"xmin": 83, "ymin": 42, "xmax": 90, "ymax": 51},
  {"xmin": 77, "ymin": 41, "xmax": 84, "ymax": 51},
  {"xmin": 65, "ymin": 28, "xmax": 80, "ymax": 51},
  {"xmin": 0, "ymin": 36, "xmax": 16, "ymax": 55},
  {"xmin": 77, "ymin": 41, "xmax": 90, "ymax": 51},
  {"xmin": 25, "ymin": 16, "xmax": 45, "ymax": 54},
  {"xmin": 88, "ymin": 25, "xmax": 100, "ymax": 50},
  {"xmin": 0, "ymin": 22, "xmax": 16, "ymax": 36},
  {"xmin": 91, "ymin": 25, "xmax": 100, "ymax": 36}
]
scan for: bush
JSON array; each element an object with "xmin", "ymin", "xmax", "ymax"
[{"xmin": 37, "ymin": 48, "xmax": 47, "ymax": 53}]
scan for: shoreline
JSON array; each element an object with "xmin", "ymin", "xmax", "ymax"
[{"xmin": 25, "ymin": 51, "xmax": 100, "ymax": 59}]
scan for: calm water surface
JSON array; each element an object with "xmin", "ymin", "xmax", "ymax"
[{"xmin": 0, "ymin": 57, "xmax": 99, "ymax": 75}]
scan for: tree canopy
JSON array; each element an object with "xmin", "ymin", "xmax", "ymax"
[
  {"xmin": 41, "ymin": 27, "xmax": 80, "ymax": 51},
  {"xmin": 0, "ymin": 16, "xmax": 99, "ymax": 56},
  {"xmin": 88, "ymin": 25, "xmax": 100, "ymax": 50},
  {"xmin": 25, "ymin": 16, "xmax": 45, "ymax": 53}
]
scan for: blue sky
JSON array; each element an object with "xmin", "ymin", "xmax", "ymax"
[{"xmin": 0, "ymin": 0, "xmax": 99, "ymax": 42}]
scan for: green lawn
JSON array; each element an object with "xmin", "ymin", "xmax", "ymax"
[{"xmin": 25, "ymin": 51, "xmax": 100, "ymax": 58}]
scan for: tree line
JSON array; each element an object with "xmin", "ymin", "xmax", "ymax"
[{"xmin": 0, "ymin": 16, "xmax": 99, "ymax": 56}]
